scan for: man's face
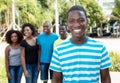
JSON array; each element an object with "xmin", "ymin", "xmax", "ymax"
[
  {"xmin": 67, "ymin": 10, "xmax": 87, "ymax": 39},
  {"xmin": 43, "ymin": 23, "xmax": 51, "ymax": 33},
  {"xmin": 59, "ymin": 26, "xmax": 66, "ymax": 35}
]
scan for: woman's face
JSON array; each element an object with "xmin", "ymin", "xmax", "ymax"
[
  {"xmin": 23, "ymin": 26, "xmax": 33, "ymax": 37},
  {"xmin": 11, "ymin": 33, "xmax": 18, "ymax": 43}
]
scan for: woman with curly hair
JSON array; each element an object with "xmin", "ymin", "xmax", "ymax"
[
  {"xmin": 20, "ymin": 23, "xmax": 40, "ymax": 83},
  {"xmin": 5, "ymin": 30, "xmax": 23, "ymax": 83}
]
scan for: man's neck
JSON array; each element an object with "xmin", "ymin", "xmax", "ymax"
[
  {"xmin": 45, "ymin": 32, "xmax": 51, "ymax": 35},
  {"xmin": 60, "ymin": 35, "xmax": 67, "ymax": 40},
  {"xmin": 71, "ymin": 36, "xmax": 87, "ymax": 44}
]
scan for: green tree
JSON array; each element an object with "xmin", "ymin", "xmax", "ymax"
[
  {"xmin": 38, "ymin": 0, "xmax": 55, "ymax": 24},
  {"xmin": 0, "ymin": 0, "xmax": 103, "ymax": 31},
  {"xmin": 0, "ymin": 0, "xmax": 42, "ymax": 28},
  {"xmin": 85, "ymin": 0, "xmax": 103, "ymax": 27},
  {"xmin": 16, "ymin": 0, "xmax": 42, "ymax": 27},
  {"xmin": 0, "ymin": 0, "xmax": 12, "ymax": 26},
  {"xmin": 58, "ymin": 0, "xmax": 103, "ymax": 28},
  {"xmin": 58, "ymin": 0, "xmax": 73, "ymax": 24},
  {"xmin": 112, "ymin": 0, "xmax": 120, "ymax": 21}
]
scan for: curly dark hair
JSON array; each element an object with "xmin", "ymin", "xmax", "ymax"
[
  {"xmin": 5, "ymin": 30, "xmax": 23, "ymax": 44},
  {"xmin": 21, "ymin": 23, "xmax": 36, "ymax": 36}
]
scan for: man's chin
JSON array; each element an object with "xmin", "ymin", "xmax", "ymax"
[
  {"xmin": 76, "ymin": 36, "xmax": 82, "ymax": 39},
  {"xmin": 44, "ymin": 31, "xmax": 48, "ymax": 33},
  {"xmin": 72, "ymin": 35, "xmax": 81, "ymax": 38},
  {"xmin": 76, "ymin": 34, "xmax": 85, "ymax": 37},
  {"xmin": 44, "ymin": 31, "xmax": 47, "ymax": 32}
]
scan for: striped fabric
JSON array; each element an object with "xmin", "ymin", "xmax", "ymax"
[{"xmin": 49, "ymin": 37, "xmax": 111, "ymax": 83}]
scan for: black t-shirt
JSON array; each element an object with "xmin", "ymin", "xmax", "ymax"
[{"xmin": 20, "ymin": 40, "xmax": 39, "ymax": 64}]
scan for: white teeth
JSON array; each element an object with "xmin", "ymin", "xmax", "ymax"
[
  {"xmin": 60, "ymin": 32, "xmax": 63, "ymax": 34},
  {"xmin": 74, "ymin": 29, "xmax": 81, "ymax": 32},
  {"xmin": 44, "ymin": 30, "xmax": 47, "ymax": 32}
]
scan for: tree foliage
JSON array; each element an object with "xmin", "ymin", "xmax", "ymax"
[
  {"xmin": 85, "ymin": 0, "xmax": 103, "ymax": 27},
  {"xmin": 0, "ymin": 0, "xmax": 103, "ymax": 30},
  {"xmin": 58, "ymin": 0, "xmax": 103, "ymax": 27},
  {"xmin": 0, "ymin": 0, "xmax": 54, "ymax": 28},
  {"xmin": 112, "ymin": 0, "xmax": 120, "ymax": 21},
  {"xmin": 16, "ymin": 0, "xmax": 42, "ymax": 27}
]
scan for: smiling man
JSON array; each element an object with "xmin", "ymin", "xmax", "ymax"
[
  {"xmin": 49, "ymin": 6, "xmax": 111, "ymax": 83},
  {"xmin": 37, "ymin": 21, "xmax": 58, "ymax": 83},
  {"xmin": 54, "ymin": 24, "xmax": 68, "ymax": 48}
]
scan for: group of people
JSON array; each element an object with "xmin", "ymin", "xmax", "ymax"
[
  {"xmin": 5, "ymin": 5, "xmax": 111, "ymax": 83},
  {"xmin": 5, "ymin": 21, "xmax": 67, "ymax": 83}
]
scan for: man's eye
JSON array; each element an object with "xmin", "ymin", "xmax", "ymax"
[
  {"xmin": 69, "ymin": 20, "xmax": 74, "ymax": 23},
  {"xmin": 78, "ymin": 19, "xmax": 84, "ymax": 22},
  {"xmin": 81, "ymin": 20, "xmax": 85, "ymax": 22}
]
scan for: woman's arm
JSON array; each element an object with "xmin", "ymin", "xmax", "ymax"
[
  {"xmin": 21, "ymin": 47, "xmax": 29, "ymax": 77},
  {"xmin": 5, "ymin": 46, "xmax": 11, "ymax": 78},
  {"xmin": 38, "ymin": 46, "xmax": 40, "ymax": 71}
]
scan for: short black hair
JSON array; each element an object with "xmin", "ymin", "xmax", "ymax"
[
  {"xmin": 21, "ymin": 23, "xmax": 36, "ymax": 36},
  {"xmin": 59, "ymin": 24, "xmax": 67, "ymax": 30},
  {"xmin": 5, "ymin": 30, "xmax": 23, "ymax": 44},
  {"xmin": 67, "ymin": 5, "xmax": 87, "ymax": 18}
]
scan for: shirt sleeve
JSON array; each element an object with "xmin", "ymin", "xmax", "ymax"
[
  {"xmin": 49, "ymin": 48, "xmax": 62, "ymax": 72},
  {"xmin": 100, "ymin": 45, "xmax": 112, "ymax": 69},
  {"xmin": 56, "ymin": 34, "xmax": 59, "ymax": 39},
  {"xmin": 36, "ymin": 35, "xmax": 40, "ymax": 45},
  {"xmin": 20, "ymin": 40, "xmax": 26, "ymax": 48},
  {"xmin": 53, "ymin": 40, "xmax": 57, "ymax": 49}
]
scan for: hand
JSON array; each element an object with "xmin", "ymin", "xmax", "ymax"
[
  {"xmin": 38, "ymin": 64, "xmax": 40, "ymax": 71},
  {"xmin": 7, "ymin": 72, "xmax": 11, "ymax": 78},
  {"xmin": 24, "ymin": 70, "xmax": 29, "ymax": 77}
]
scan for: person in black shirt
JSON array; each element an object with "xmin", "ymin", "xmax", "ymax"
[{"xmin": 21, "ymin": 23, "xmax": 40, "ymax": 83}]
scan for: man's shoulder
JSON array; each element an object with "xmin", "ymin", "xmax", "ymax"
[
  {"xmin": 87, "ymin": 37, "xmax": 105, "ymax": 47},
  {"xmin": 51, "ymin": 33, "xmax": 58, "ymax": 37},
  {"xmin": 54, "ymin": 38, "xmax": 61, "ymax": 42},
  {"xmin": 88, "ymin": 37, "xmax": 102, "ymax": 43},
  {"xmin": 56, "ymin": 39, "xmax": 70, "ymax": 48},
  {"xmin": 37, "ymin": 33, "xmax": 45, "ymax": 37}
]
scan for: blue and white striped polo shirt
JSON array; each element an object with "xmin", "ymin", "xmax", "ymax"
[{"xmin": 49, "ymin": 37, "xmax": 111, "ymax": 83}]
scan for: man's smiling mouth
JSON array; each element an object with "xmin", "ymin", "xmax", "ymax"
[{"xmin": 73, "ymin": 29, "xmax": 81, "ymax": 33}]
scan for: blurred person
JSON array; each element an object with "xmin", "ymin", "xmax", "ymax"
[{"xmin": 5, "ymin": 30, "xmax": 23, "ymax": 83}]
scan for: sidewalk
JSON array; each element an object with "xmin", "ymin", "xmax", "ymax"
[
  {"xmin": 94, "ymin": 38, "xmax": 120, "ymax": 52},
  {"xmin": 110, "ymin": 72, "xmax": 120, "ymax": 83}
]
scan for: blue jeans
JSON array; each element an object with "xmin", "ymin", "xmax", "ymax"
[
  {"xmin": 25, "ymin": 64, "xmax": 39, "ymax": 83},
  {"xmin": 8, "ymin": 65, "xmax": 23, "ymax": 83},
  {"xmin": 40, "ymin": 63, "xmax": 53, "ymax": 81}
]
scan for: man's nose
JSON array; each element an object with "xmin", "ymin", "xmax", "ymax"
[{"xmin": 74, "ymin": 22, "xmax": 80, "ymax": 28}]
